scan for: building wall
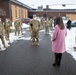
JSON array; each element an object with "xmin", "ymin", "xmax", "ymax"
[
  {"xmin": 0, "ymin": 0, "xmax": 10, "ymax": 22},
  {"xmin": 11, "ymin": 4, "xmax": 16, "ymax": 22},
  {"xmin": 29, "ymin": 11, "xmax": 66, "ymax": 18},
  {"xmin": 26, "ymin": 9, "xmax": 28, "ymax": 18},
  {"xmin": 0, "ymin": 0, "xmax": 29, "ymax": 22},
  {"xmin": 29, "ymin": 11, "xmax": 76, "ymax": 20},
  {"xmin": 66, "ymin": 14, "xmax": 76, "ymax": 21},
  {"xmin": 22, "ymin": 8, "xmax": 26, "ymax": 18},
  {"xmin": 11, "ymin": 2, "xmax": 29, "ymax": 22},
  {"xmin": 16, "ymin": 6, "xmax": 20, "ymax": 18},
  {"xmin": 0, "ymin": 0, "xmax": 76, "ymax": 22}
]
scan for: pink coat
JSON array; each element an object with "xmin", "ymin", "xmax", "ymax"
[{"xmin": 52, "ymin": 25, "xmax": 67, "ymax": 53}]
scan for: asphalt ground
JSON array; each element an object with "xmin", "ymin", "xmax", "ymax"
[{"xmin": 0, "ymin": 29, "xmax": 76, "ymax": 75}]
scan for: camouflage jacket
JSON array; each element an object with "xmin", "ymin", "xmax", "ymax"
[
  {"xmin": 4, "ymin": 21, "xmax": 11, "ymax": 31},
  {"xmin": 14, "ymin": 20, "xmax": 21, "ymax": 27},
  {"xmin": 8, "ymin": 21, "xmax": 12, "ymax": 26},
  {"xmin": 49, "ymin": 19, "xmax": 53, "ymax": 27},
  {"xmin": 30, "ymin": 19, "xmax": 40, "ymax": 31},
  {"xmin": 0, "ymin": 21, "xmax": 4, "ymax": 35},
  {"xmin": 45, "ymin": 20, "xmax": 50, "ymax": 27}
]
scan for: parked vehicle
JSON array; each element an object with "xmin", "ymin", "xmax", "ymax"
[
  {"xmin": 71, "ymin": 20, "xmax": 76, "ymax": 27},
  {"xmin": 22, "ymin": 18, "xmax": 30, "ymax": 24}
]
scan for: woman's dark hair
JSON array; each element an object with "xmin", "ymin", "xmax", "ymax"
[{"xmin": 56, "ymin": 16, "xmax": 64, "ymax": 29}]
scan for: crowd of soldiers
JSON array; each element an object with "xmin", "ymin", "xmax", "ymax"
[
  {"xmin": 0, "ymin": 15, "xmax": 54, "ymax": 49},
  {"xmin": 30, "ymin": 15, "xmax": 53, "ymax": 46},
  {"xmin": 0, "ymin": 17, "xmax": 22, "ymax": 49}
]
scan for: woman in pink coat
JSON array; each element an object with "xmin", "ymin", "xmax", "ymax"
[{"xmin": 52, "ymin": 16, "xmax": 67, "ymax": 67}]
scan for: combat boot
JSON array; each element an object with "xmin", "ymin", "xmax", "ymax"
[
  {"xmin": 7, "ymin": 38, "xmax": 10, "ymax": 41},
  {"xmin": 6, "ymin": 38, "xmax": 8, "ymax": 40},
  {"xmin": 4, "ymin": 45, "xmax": 7, "ymax": 48},
  {"xmin": 36, "ymin": 42, "xmax": 40, "ymax": 46},
  {"xmin": 32, "ymin": 42, "xmax": 35, "ymax": 46},
  {"xmin": 8, "ymin": 38, "xmax": 10, "ymax": 41}
]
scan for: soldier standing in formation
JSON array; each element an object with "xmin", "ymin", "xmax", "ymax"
[
  {"xmin": 14, "ymin": 18, "xmax": 22, "ymax": 36},
  {"xmin": 45, "ymin": 18, "xmax": 50, "ymax": 34},
  {"xmin": 40, "ymin": 17, "xmax": 45, "ymax": 30},
  {"xmin": 19, "ymin": 18, "xmax": 22, "ymax": 35},
  {"xmin": 0, "ymin": 18, "xmax": 7, "ymax": 48},
  {"xmin": 49, "ymin": 17, "xmax": 53, "ymax": 30},
  {"xmin": 30, "ymin": 15, "xmax": 40, "ymax": 46},
  {"xmin": 30, "ymin": 18, "xmax": 33, "ymax": 40},
  {"xmin": 4, "ymin": 18, "xmax": 12, "ymax": 41}
]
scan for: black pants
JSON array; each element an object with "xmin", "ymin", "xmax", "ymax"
[{"xmin": 54, "ymin": 53, "xmax": 62, "ymax": 65}]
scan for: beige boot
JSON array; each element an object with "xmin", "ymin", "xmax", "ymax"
[
  {"xmin": 32, "ymin": 42, "xmax": 35, "ymax": 46},
  {"xmin": 4, "ymin": 45, "xmax": 7, "ymax": 48},
  {"xmin": 36, "ymin": 42, "xmax": 40, "ymax": 46}
]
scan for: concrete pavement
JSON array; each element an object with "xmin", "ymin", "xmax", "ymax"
[{"xmin": 0, "ymin": 29, "xmax": 76, "ymax": 75}]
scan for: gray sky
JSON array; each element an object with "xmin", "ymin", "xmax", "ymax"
[{"xmin": 18, "ymin": 0, "xmax": 76, "ymax": 9}]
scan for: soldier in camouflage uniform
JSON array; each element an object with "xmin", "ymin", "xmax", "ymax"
[
  {"xmin": 14, "ymin": 18, "xmax": 22, "ymax": 36},
  {"xmin": 49, "ymin": 18, "xmax": 53, "ymax": 30},
  {"xmin": 0, "ymin": 18, "xmax": 7, "ymax": 48},
  {"xmin": 30, "ymin": 19, "xmax": 33, "ymax": 40},
  {"xmin": 4, "ymin": 18, "xmax": 12, "ymax": 41},
  {"xmin": 40, "ymin": 17, "xmax": 45, "ymax": 30},
  {"xmin": 30, "ymin": 15, "xmax": 40, "ymax": 45},
  {"xmin": 18, "ymin": 18, "xmax": 22, "ymax": 35},
  {"xmin": 45, "ymin": 18, "xmax": 50, "ymax": 34}
]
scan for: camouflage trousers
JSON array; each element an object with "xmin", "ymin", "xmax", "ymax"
[
  {"xmin": 32, "ymin": 30, "xmax": 39, "ymax": 43},
  {"xmin": 30, "ymin": 28, "xmax": 33, "ymax": 39},
  {"xmin": 40, "ymin": 25, "xmax": 44, "ymax": 30},
  {"xmin": 0, "ymin": 35, "xmax": 6, "ymax": 47},
  {"xmin": 5, "ymin": 30, "xmax": 10, "ymax": 40},
  {"xmin": 49, "ymin": 26, "xmax": 53, "ymax": 30},
  {"xmin": 15, "ymin": 27, "xmax": 21, "ymax": 36},
  {"xmin": 21, "ymin": 27, "xmax": 23, "ymax": 34},
  {"xmin": 45, "ymin": 26, "xmax": 49, "ymax": 33}
]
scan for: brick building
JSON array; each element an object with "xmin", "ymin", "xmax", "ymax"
[
  {"xmin": 0, "ymin": 0, "xmax": 76, "ymax": 22},
  {"xmin": 29, "ymin": 5, "xmax": 76, "ymax": 21},
  {"xmin": 0, "ymin": 0, "xmax": 31, "ymax": 22}
]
